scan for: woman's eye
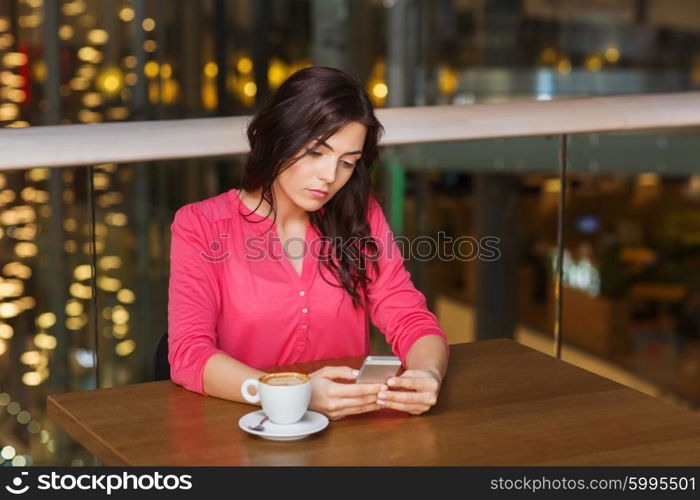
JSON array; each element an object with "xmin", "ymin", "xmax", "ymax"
[
  {"xmin": 342, "ymin": 161, "xmax": 356, "ymax": 168},
  {"xmin": 308, "ymin": 150, "xmax": 322, "ymax": 157}
]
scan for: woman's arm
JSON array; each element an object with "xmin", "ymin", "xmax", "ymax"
[
  {"xmin": 363, "ymin": 197, "xmax": 450, "ymax": 360},
  {"xmin": 376, "ymin": 335, "xmax": 449, "ymax": 415},
  {"xmin": 362, "ymin": 197, "xmax": 450, "ymax": 414},
  {"xmin": 202, "ymin": 353, "xmax": 267, "ymax": 404},
  {"xmin": 404, "ymin": 334, "xmax": 449, "ymax": 383},
  {"xmin": 168, "ymin": 203, "xmax": 229, "ymax": 396}
]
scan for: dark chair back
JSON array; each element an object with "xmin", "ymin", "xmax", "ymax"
[{"xmin": 153, "ymin": 332, "xmax": 171, "ymax": 381}]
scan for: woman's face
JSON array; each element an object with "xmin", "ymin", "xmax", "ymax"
[{"xmin": 275, "ymin": 121, "xmax": 367, "ymax": 212}]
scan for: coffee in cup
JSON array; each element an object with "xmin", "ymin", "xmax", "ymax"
[
  {"xmin": 265, "ymin": 375, "xmax": 306, "ymax": 386},
  {"xmin": 241, "ymin": 372, "xmax": 311, "ymax": 425}
]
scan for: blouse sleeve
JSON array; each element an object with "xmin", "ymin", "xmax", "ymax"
[
  {"xmin": 364, "ymin": 197, "xmax": 449, "ymax": 363},
  {"xmin": 167, "ymin": 203, "xmax": 227, "ymax": 395}
]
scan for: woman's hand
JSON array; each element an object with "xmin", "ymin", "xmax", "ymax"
[
  {"xmin": 309, "ymin": 366, "xmax": 386, "ymax": 420},
  {"xmin": 376, "ymin": 368, "xmax": 441, "ymax": 415}
]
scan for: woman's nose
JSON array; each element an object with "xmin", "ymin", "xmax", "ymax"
[{"xmin": 317, "ymin": 160, "xmax": 336, "ymax": 184}]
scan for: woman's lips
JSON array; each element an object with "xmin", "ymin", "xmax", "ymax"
[{"xmin": 308, "ymin": 189, "xmax": 328, "ymax": 199}]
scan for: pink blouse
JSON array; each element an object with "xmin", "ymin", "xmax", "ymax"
[{"xmin": 167, "ymin": 188, "xmax": 448, "ymax": 395}]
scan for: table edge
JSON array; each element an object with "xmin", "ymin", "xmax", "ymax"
[{"xmin": 47, "ymin": 394, "xmax": 132, "ymax": 466}]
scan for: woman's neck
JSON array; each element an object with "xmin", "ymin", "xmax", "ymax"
[{"xmin": 238, "ymin": 186, "xmax": 309, "ymax": 229}]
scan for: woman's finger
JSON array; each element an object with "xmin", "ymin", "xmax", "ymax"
[
  {"xmin": 329, "ymin": 381, "xmax": 386, "ymax": 399},
  {"xmin": 379, "ymin": 389, "xmax": 436, "ymax": 406},
  {"xmin": 377, "ymin": 399, "xmax": 431, "ymax": 415},
  {"xmin": 331, "ymin": 403, "xmax": 382, "ymax": 420},
  {"xmin": 331, "ymin": 393, "xmax": 380, "ymax": 410},
  {"xmin": 387, "ymin": 376, "xmax": 438, "ymax": 392}
]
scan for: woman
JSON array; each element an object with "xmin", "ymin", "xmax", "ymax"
[{"xmin": 168, "ymin": 66, "xmax": 449, "ymax": 420}]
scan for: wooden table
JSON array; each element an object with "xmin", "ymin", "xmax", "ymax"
[{"xmin": 47, "ymin": 339, "xmax": 700, "ymax": 465}]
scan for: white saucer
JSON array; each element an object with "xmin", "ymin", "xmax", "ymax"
[{"xmin": 239, "ymin": 410, "xmax": 329, "ymax": 441}]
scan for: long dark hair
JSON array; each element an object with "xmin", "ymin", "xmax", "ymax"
[{"xmin": 239, "ymin": 66, "xmax": 384, "ymax": 310}]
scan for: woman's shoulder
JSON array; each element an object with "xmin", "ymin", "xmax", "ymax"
[
  {"xmin": 365, "ymin": 194, "xmax": 383, "ymax": 221},
  {"xmin": 365, "ymin": 194, "xmax": 389, "ymax": 233},
  {"xmin": 173, "ymin": 189, "xmax": 239, "ymax": 228}
]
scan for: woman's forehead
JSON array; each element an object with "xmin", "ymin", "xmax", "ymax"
[{"xmin": 314, "ymin": 123, "xmax": 366, "ymax": 151}]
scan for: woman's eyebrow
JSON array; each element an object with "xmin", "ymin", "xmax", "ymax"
[{"xmin": 316, "ymin": 140, "xmax": 362, "ymax": 156}]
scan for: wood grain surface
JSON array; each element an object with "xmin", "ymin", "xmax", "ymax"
[{"xmin": 47, "ymin": 339, "xmax": 700, "ymax": 465}]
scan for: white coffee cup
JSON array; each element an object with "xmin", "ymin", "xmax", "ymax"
[{"xmin": 241, "ymin": 372, "xmax": 312, "ymax": 425}]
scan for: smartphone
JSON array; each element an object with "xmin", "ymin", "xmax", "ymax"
[{"xmin": 355, "ymin": 355, "xmax": 402, "ymax": 384}]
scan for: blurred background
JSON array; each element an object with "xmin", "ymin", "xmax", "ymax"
[{"xmin": 1, "ymin": 0, "xmax": 700, "ymax": 466}]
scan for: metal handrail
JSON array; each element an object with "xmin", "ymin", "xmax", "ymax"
[{"xmin": 1, "ymin": 91, "xmax": 700, "ymax": 171}]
